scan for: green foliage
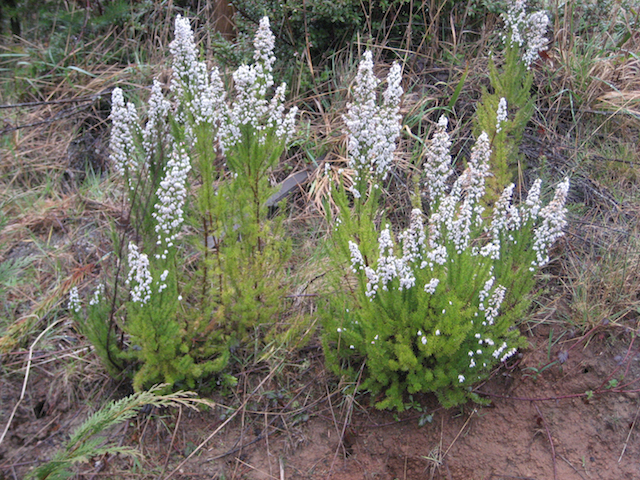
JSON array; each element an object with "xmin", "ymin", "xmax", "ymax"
[
  {"xmin": 77, "ymin": 284, "xmax": 122, "ymax": 377},
  {"xmin": 209, "ymin": 178, "xmax": 291, "ymax": 344},
  {"xmin": 230, "ymin": 0, "xmax": 436, "ymax": 76},
  {"xmin": 26, "ymin": 385, "xmax": 206, "ymax": 480},
  {"xmin": 121, "ymin": 255, "xmax": 226, "ymax": 391},
  {"xmin": 475, "ymin": 44, "xmax": 534, "ymax": 200},
  {"xmin": 191, "ymin": 120, "xmax": 293, "ymax": 374},
  {"xmin": 322, "ymin": 197, "xmax": 531, "ymax": 410},
  {"xmin": 111, "ymin": 89, "xmax": 168, "ymax": 245},
  {"xmin": 233, "ymin": 0, "xmax": 365, "ymax": 57},
  {"xmin": 0, "ymin": 0, "xmax": 160, "ymax": 100},
  {"xmin": 0, "ymin": 215, "xmax": 34, "ymax": 328}
]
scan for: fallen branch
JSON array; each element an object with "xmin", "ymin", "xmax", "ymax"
[
  {"xmin": 534, "ymin": 402, "xmax": 557, "ymax": 480},
  {"xmin": 0, "ymin": 319, "xmax": 62, "ymax": 446}
]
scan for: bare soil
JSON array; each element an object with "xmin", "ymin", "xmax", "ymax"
[{"xmin": 2, "ymin": 322, "xmax": 640, "ymax": 480}]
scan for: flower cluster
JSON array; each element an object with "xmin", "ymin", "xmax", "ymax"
[
  {"xmin": 219, "ymin": 17, "xmax": 297, "ymax": 153},
  {"xmin": 502, "ymin": 0, "xmax": 549, "ymax": 69},
  {"xmin": 399, "ymin": 208, "xmax": 427, "ymax": 264},
  {"xmin": 170, "ymin": 15, "xmax": 226, "ymax": 131},
  {"xmin": 252, "ymin": 15, "xmax": 276, "ymax": 72},
  {"xmin": 343, "ymin": 51, "xmax": 403, "ymax": 196},
  {"xmin": 169, "ymin": 15, "xmax": 200, "ymax": 93},
  {"xmin": 523, "ymin": 178, "xmax": 542, "ymax": 222},
  {"xmin": 503, "ymin": 0, "xmax": 527, "ymax": 46},
  {"xmin": 423, "ymin": 116, "xmax": 453, "ymax": 204},
  {"xmin": 522, "ymin": 11, "xmax": 550, "ymax": 69},
  {"xmin": 68, "ymin": 284, "xmax": 107, "ymax": 313},
  {"xmin": 157, "ymin": 269, "xmax": 169, "ymax": 294},
  {"xmin": 109, "ymin": 87, "xmax": 139, "ymax": 184},
  {"xmin": 496, "ymin": 97, "xmax": 508, "ymax": 133},
  {"xmin": 152, "ymin": 144, "xmax": 192, "ymax": 260},
  {"xmin": 489, "ymin": 183, "xmax": 520, "ymax": 245},
  {"xmin": 170, "ymin": 16, "xmax": 206, "ymax": 102},
  {"xmin": 89, "ymin": 283, "xmax": 105, "ymax": 307},
  {"xmin": 489, "ymin": 176, "xmax": 568, "ymax": 271},
  {"xmin": 531, "ymin": 178, "xmax": 570, "ymax": 269},
  {"xmin": 126, "ymin": 243, "xmax": 153, "ymax": 305},
  {"xmin": 490, "ymin": 178, "xmax": 539, "ymax": 244},
  {"xmin": 429, "ymin": 131, "xmax": 491, "ymax": 255},
  {"xmin": 68, "ymin": 286, "xmax": 81, "ymax": 313},
  {"xmin": 142, "ymin": 80, "xmax": 171, "ymax": 165},
  {"xmin": 360, "ymin": 119, "xmax": 569, "ymax": 302},
  {"xmin": 478, "ymin": 278, "xmax": 507, "ymax": 327},
  {"xmin": 424, "ymin": 277, "xmax": 440, "ymax": 294},
  {"xmin": 349, "ymin": 209, "xmax": 436, "ymax": 299}
]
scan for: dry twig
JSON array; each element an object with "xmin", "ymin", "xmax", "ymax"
[
  {"xmin": 533, "ymin": 402, "xmax": 557, "ymax": 480},
  {"xmin": 0, "ymin": 319, "xmax": 62, "ymax": 446},
  {"xmin": 618, "ymin": 402, "xmax": 640, "ymax": 463}
]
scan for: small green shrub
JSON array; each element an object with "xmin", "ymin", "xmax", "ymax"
[
  {"xmin": 321, "ymin": 52, "xmax": 570, "ymax": 411},
  {"xmin": 70, "ymin": 16, "xmax": 296, "ymax": 391},
  {"xmin": 475, "ymin": 0, "xmax": 549, "ymax": 198}
]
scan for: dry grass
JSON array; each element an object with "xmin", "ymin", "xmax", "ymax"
[{"xmin": 562, "ymin": 215, "xmax": 640, "ymax": 329}]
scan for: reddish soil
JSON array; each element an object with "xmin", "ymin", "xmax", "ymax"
[
  {"xmin": 2, "ymin": 323, "xmax": 640, "ymax": 480},
  {"xmin": 212, "ymin": 325, "xmax": 640, "ymax": 480}
]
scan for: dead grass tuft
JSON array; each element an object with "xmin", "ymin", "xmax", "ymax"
[{"xmin": 561, "ymin": 208, "xmax": 640, "ymax": 330}]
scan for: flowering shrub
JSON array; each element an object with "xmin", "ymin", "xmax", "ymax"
[
  {"xmin": 70, "ymin": 16, "xmax": 296, "ymax": 391},
  {"xmin": 343, "ymin": 51, "xmax": 402, "ymax": 198},
  {"xmin": 326, "ymin": 51, "xmax": 403, "ymax": 270},
  {"xmin": 502, "ymin": 0, "xmax": 550, "ymax": 70},
  {"xmin": 207, "ymin": 17, "xmax": 297, "ymax": 341},
  {"xmin": 475, "ymin": 0, "xmax": 550, "ymax": 199},
  {"xmin": 322, "ymin": 53, "xmax": 569, "ymax": 410},
  {"xmin": 67, "ymin": 8, "xmax": 569, "ymax": 408}
]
